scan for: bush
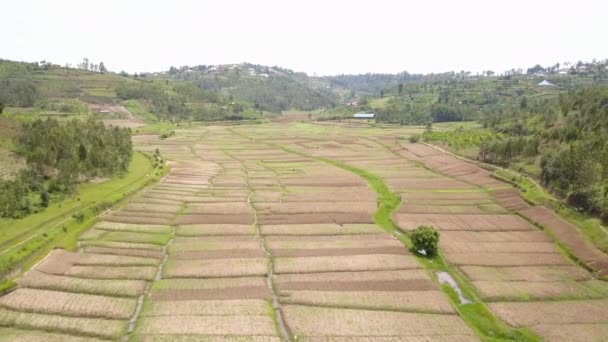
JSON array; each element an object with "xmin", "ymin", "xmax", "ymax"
[
  {"xmin": 408, "ymin": 134, "xmax": 421, "ymax": 143},
  {"xmin": 410, "ymin": 225, "xmax": 440, "ymax": 256}
]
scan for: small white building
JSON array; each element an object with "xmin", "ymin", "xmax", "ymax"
[
  {"xmin": 353, "ymin": 113, "xmax": 375, "ymax": 119},
  {"xmin": 537, "ymin": 80, "xmax": 556, "ymax": 87}
]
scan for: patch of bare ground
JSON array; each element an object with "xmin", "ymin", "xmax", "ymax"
[
  {"xmin": 102, "ymin": 215, "xmax": 172, "ymax": 225},
  {"xmin": 473, "ymin": 280, "xmax": 608, "ymax": 301},
  {"xmin": 443, "ymin": 252, "xmax": 570, "ymax": 266},
  {"xmin": 460, "ymin": 265, "xmax": 592, "ymax": 282},
  {"xmin": 532, "ymin": 323, "xmax": 608, "ymax": 342},
  {"xmin": 184, "ymin": 203, "xmax": 251, "ymax": 215},
  {"xmin": 274, "ymin": 254, "xmax": 420, "ymax": 274},
  {"xmin": 65, "ymin": 266, "xmax": 158, "ymax": 280},
  {"xmin": 171, "ymin": 249, "xmax": 266, "ymax": 259},
  {"xmin": 175, "ymin": 214, "xmax": 253, "ymax": 225},
  {"xmin": 169, "ymin": 239, "xmax": 261, "ymax": 252},
  {"xmin": 520, "ymin": 206, "xmax": 608, "ymax": 275},
  {"xmin": 277, "ymin": 191, "xmax": 376, "ymax": 202},
  {"xmin": 135, "ymin": 315, "xmax": 278, "ymax": 336},
  {"xmin": 255, "ymin": 202, "xmax": 377, "ymax": 215},
  {"xmin": 82, "ymin": 246, "xmax": 165, "ymax": 259},
  {"xmin": 93, "ymin": 221, "xmax": 171, "ymax": 234},
  {"xmin": 397, "ymin": 204, "xmax": 503, "ymax": 214},
  {"xmin": 141, "ymin": 299, "xmax": 270, "ymax": 316},
  {"xmin": 0, "ymin": 288, "xmax": 136, "ymax": 319},
  {"xmin": 120, "ymin": 203, "xmax": 182, "ymax": 213},
  {"xmin": 393, "ymin": 213, "xmax": 534, "ymax": 231},
  {"xmin": 80, "ymin": 240, "xmax": 164, "ymax": 251},
  {"xmin": 19, "ymin": 270, "xmax": 147, "ymax": 297},
  {"xmin": 282, "ymin": 305, "xmax": 476, "ymax": 338},
  {"xmin": 0, "ymin": 328, "xmax": 107, "ymax": 342},
  {"xmin": 108, "ymin": 211, "xmax": 175, "ymax": 220},
  {"xmin": 279, "ymin": 290, "xmax": 454, "ymax": 313},
  {"xmin": 260, "ymin": 224, "xmax": 380, "ymax": 236},
  {"xmin": 440, "ymin": 231, "xmax": 551, "ymax": 243},
  {"xmin": 271, "ymin": 247, "xmax": 408, "ymax": 257},
  {"xmin": 163, "ymin": 258, "xmax": 268, "ymax": 278},
  {"xmin": 176, "ymin": 224, "xmax": 255, "ymax": 236},
  {"xmin": 489, "ymin": 299, "xmax": 608, "ymax": 326},
  {"xmin": 275, "ymin": 270, "xmax": 430, "ymax": 284},
  {"xmin": 390, "ymin": 179, "xmax": 476, "ymax": 190},
  {"xmin": 151, "ymin": 287, "xmax": 271, "ymax": 301},
  {"xmin": 258, "ymin": 213, "xmax": 374, "ymax": 225},
  {"xmin": 0, "ymin": 308, "xmax": 127, "ymax": 339},
  {"xmin": 152, "ymin": 277, "xmax": 267, "ymax": 290},
  {"xmin": 440, "ymin": 241, "xmax": 558, "ymax": 254},
  {"xmin": 492, "ymin": 189, "xmax": 530, "ymax": 211}
]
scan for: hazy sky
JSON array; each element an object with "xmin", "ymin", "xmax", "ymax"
[{"xmin": 2, "ymin": 0, "xmax": 607, "ymax": 75}]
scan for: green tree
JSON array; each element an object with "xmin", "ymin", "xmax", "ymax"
[
  {"xmin": 40, "ymin": 190, "xmax": 49, "ymax": 208},
  {"xmin": 410, "ymin": 225, "xmax": 440, "ymax": 256},
  {"xmin": 99, "ymin": 62, "xmax": 107, "ymax": 73}
]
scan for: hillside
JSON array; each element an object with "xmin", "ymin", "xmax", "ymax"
[
  {"xmin": 153, "ymin": 63, "xmax": 338, "ymax": 112},
  {"xmin": 0, "ymin": 59, "xmax": 261, "ymax": 127}
]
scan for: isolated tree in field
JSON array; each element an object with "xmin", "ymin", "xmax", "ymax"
[
  {"xmin": 99, "ymin": 62, "xmax": 107, "ymax": 73},
  {"xmin": 398, "ymin": 83, "xmax": 404, "ymax": 95},
  {"xmin": 411, "ymin": 225, "xmax": 439, "ymax": 256}
]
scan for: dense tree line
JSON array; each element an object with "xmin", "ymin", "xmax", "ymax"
[
  {"xmin": 0, "ymin": 79, "xmax": 39, "ymax": 107},
  {"xmin": 376, "ymin": 98, "xmax": 475, "ymax": 125},
  {"xmin": 0, "ymin": 118, "xmax": 132, "ymax": 219},
  {"xmin": 482, "ymin": 86, "xmax": 608, "ymax": 220}
]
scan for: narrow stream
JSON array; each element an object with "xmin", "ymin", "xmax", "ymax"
[{"xmin": 436, "ymin": 271, "xmax": 472, "ymax": 305}]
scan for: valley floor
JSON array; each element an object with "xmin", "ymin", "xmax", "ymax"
[{"xmin": 0, "ymin": 122, "xmax": 607, "ymax": 341}]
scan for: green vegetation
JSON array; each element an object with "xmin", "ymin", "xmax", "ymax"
[
  {"xmin": 423, "ymin": 127, "xmax": 502, "ymax": 149},
  {"xmin": 410, "ymin": 225, "xmax": 440, "ymax": 256},
  {"xmin": 0, "ymin": 152, "xmax": 159, "ymax": 278},
  {"xmin": 161, "ymin": 63, "xmax": 336, "ymax": 113},
  {"xmin": 0, "ymin": 118, "xmax": 132, "ymax": 219},
  {"xmin": 409, "ymin": 85, "xmax": 608, "ymax": 227}
]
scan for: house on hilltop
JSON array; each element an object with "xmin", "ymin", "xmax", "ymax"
[
  {"xmin": 353, "ymin": 113, "xmax": 375, "ymax": 120},
  {"xmin": 537, "ymin": 80, "xmax": 556, "ymax": 87}
]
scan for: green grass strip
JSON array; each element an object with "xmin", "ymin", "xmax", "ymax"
[
  {"xmin": 0, "ymin": 152, "xmax": 166, "ymax": 284},
  {"xmin": 279, "ymin": 144, "xmax": 540, "ymax": 342}
]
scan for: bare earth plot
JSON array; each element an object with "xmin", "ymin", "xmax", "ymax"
[{"xmin": 2, "ymin": 122, "xmax": 608, "ymax": 341}]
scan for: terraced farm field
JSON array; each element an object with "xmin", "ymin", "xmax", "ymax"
[{"xmin": 1, "ymin": 122, "xmax": 607, "ymax": 341}]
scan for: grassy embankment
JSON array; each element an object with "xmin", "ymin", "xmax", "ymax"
[
  {"xmin": 279, "ymin": 145, "xmax": 539, "ymax": 342},
  {"xmin": 0, "ymin": 152, "xmax": 164, "ymax": 292}
]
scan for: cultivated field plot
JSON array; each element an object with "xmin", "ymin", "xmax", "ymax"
[{"xmin": 4, "ymin": 122, "xmax": 607, "ymax": 340}]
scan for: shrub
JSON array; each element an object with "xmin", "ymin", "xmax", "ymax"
[
  {"xmin": 408, "ymin": 134, "xmax": 421, "ymax": 143},
  {"xmin": 410, "ymin": 225, "xmax": 440, "ymax": 256}
]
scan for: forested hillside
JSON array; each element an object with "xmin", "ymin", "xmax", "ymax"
[{"xmin": 421, "ymin": 85, "xmax": 608, "ymax": 221}]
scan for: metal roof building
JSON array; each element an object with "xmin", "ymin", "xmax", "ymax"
[{"xmin": 353, "ymin": 113, "xmax": 375, "ymax": 119}]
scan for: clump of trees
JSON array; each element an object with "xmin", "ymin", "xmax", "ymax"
[
  {"xmin": 0, "ymin": 79, "xmax": 39, "ymax": 107},
  {"xmin": 16, "ymin": 118, "xmax": 132, "ymax": 185},
  {"xmin": 410, "ymin": 225, "xmax": 440, "ymax": 256},
  {"xmin": 0, "ymin": 118, "xmax": 132, "ymax": 219}
]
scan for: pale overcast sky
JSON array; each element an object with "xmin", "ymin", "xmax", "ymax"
[{"xmin": 2, "ymin": 0, "xmax": 607, "ymax": 75}]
